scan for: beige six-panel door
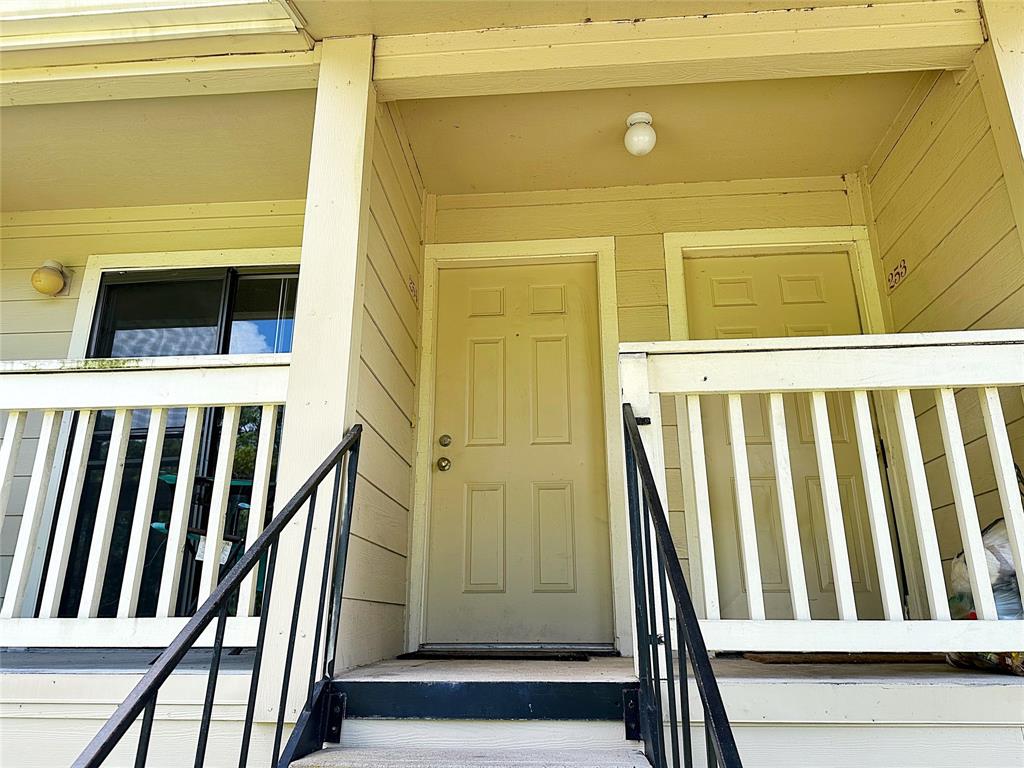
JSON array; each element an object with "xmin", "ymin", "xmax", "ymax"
[
  {"xmin": 424, "ymin": 261, "xmax": 614, "ymax": 644},
  {"xmin": 684, "ymin": 251, "xmax": 886, "ymax": 620}
]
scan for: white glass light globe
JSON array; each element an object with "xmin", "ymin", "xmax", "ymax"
[{"xmin": 624, "ymin": 112, "xmax": 656, "ymax": 156}]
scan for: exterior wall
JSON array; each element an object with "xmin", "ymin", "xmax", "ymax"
[
  {"xmin": 340, "ymin": 102, "xmax": 424, "ymax": 667},
  {"xmin": 429, "ymin": 175, "xmax": 859, "ymax": 584},
  {"xmin": 865, "ymin": 64, "xmax": 1024, "ymax": 600},
  {"xmin": 867, "ymin": 67, "xmax": 1022, "ymax": 334}
]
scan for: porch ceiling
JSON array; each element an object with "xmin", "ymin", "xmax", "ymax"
[
  {"xmin": 293, "ymin": 0, "xmax": 921, "ymax": 38},
  {"xmin": 0, "ymin": 88, "xmax": 315, "ymax": 210},
  {"xmin": 397, "ymin": 72, "xmax": 924, "ymax": 195}
]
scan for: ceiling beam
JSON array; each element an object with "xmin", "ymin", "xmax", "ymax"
[
  {"xmin": 373, "ymin": 0, "xmax": 986, "ymax": 101},
  {"xmin": 1, "ymin": 48, "xmax": 319, "ymax": 107}
]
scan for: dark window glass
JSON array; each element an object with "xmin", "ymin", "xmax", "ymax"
[{"xmin": 92, "ymin": 277, "xmax": 223, "ymax": 358}]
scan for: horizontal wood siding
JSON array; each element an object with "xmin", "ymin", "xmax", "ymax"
[
  {"xmin": 350, "ymin": 103, "xmax": 424, "ymax": 665},
  {"xmin": 866, "ymin": 65, "xmax": 1024, "ymax": 593},
  {"xmin": 432, "ymin": 176, "xmax": 854, "ymax": 343}
]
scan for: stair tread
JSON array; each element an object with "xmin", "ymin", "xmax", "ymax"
[{"xmin": 292, "ymin": 747, "xmax": 648, "ymax": 767}]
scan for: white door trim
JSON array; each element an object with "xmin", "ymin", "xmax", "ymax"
[
  {"xmin": 662, "ymin": 226, "xmax": 887, "ymax": 339},
  {"xmin": 406, "ymin": 237, "xmax": 632, "ymax": 653}
]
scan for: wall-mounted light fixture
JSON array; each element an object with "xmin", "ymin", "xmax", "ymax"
[
  {"xmin": 30, "ymin": 260, "xmax": 71, "ymax": 297},
  {"xmin": 624, "ymin": 111, "xmax": 657, "ymax": 157}
]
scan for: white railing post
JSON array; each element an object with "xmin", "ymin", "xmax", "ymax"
[
  {"xmin": 257, "ymin": 35, "xmax": 376, "ymax": 722},
  {"xmin": 768, "ymin": 393, "xmax": 810, "ymax": 621},
  {"xmin": 727, "ymin": 394, "xmax": 765, "ymax": 621},
  {"xmin": 678, "ymin": 394, "xmax": 719, "ymax": 620},
  {"xmin": 2, "ymin": 410, "xmax": 60, "ymax": 618},
  {"xmin": 851, "ymin": 391, "xmax": 903, "ymax": 621},
  {"xmin": 810, "ymin": 391, "xmax": 857, "ymax": 621},
  {"xmin": 978, "ymin": 387, "xmax": 1024, "ymax": 602},
  {"xmin": 892, "ymin": 389, "xmax": 949, "ymax": 621},
  {"xmin": 935, "ymin": 389, "xmax": 997, "ymax": 620}
]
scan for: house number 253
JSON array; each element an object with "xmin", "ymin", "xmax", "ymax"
[{"xmin": 887, "ymin": 259, "xmax": 907, "ymax": 292}]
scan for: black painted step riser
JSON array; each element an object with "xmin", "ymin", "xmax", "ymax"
[{"xmin": 332, "ymin": 681, "xmax": 636, "ymax": 721}]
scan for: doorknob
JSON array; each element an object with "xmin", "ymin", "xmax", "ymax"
[{"xmin": 436, "ymin": 457, "xmax": 452, "ymax": 472}]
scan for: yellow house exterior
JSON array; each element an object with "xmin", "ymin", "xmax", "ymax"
[{"xmin": 0, "ymin": 2, "xmax": 1022, "ymax": 766}]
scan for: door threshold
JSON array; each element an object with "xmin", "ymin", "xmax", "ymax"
[{"xmin": 403, "ymin": 643, "xmax": 619, "ymax": 662}]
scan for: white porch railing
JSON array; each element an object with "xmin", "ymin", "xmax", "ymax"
[
  {"xmin": 0, "ymin": 354, "xmax": 288, "ymax": 647},
  {"xmin": 620, "ymin": 330, "xmax": 1024, "ymax": 652}
]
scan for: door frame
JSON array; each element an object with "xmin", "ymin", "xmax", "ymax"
[
  {"xmin": 663, "ymin": 226, "xmax": 887, "ymax": 339},
  {"xmin": 406, "ymin": 237, "xmax": 633, "ymax": 653},
  {"xmin": 660, "ymin": 226, "xmax": 903, "ymax": 616}
]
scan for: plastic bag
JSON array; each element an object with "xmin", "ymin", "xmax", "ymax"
[{"xmin": 945, "ymin": 464, "xmax": 1024, "ymax": 675}]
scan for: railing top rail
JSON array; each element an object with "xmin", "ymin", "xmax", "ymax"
[
  {"xmin": 620, "ymin": 332, "xmax": 1024, "ymax": 395},
  {"xmin": 619, "ymin": 328, "xmax": 1024, "ymax": 356},
  {"xmin": 0, "ymin": 352, "xmax": 291, "ymax": 375},
  {"xmin": 73, "ymin": 424, "xmax": 362, "ymax": 768},
  {"xmin": 1, "ymin": 354, "xmax": 291, "ymax": 410}
]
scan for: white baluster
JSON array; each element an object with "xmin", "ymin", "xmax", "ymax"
[
  {"xmin": 197, "ymin": 406, "xmax": 240, "ymax": 605},
  {"xmin": 851, "ymin": 391, "xmax": 902, "ymax": 621},
  {"xmin": 2, "ymin": 410, "xmax": 60, "ymax": 618},
  {"xmin": 238, "ymin": 404, "xmax": 279, "ymax": 616},
  {"xmin": 0, "ymin": 411, "xmax": 27, "ymax": 526},
  {"xmin": 810, "ymin": 391, "xmax": 857, "ymax": 621},
  {"xmin": 978, "ymin": 387, "xmax": 1024, "ymax": 603},
  {"xmin": 157, "ymin": 407, "xmax": 203, "ymax": 617},
  {"xmin": 727, "ymin": 394, "xmax": 764, "ymax": 621},
  {"xmin": 79, "ymin": 409, "xmax": 133, "ymax": 618},
  {"xmin": 893, "ymin": 389, "xmax": 949, "ymax": 620},
  {"xmin": 935, "ymin": 389, "xmax": 997, "ymax": 620},
  {"xmin": 767, "ymin": 393, "xmax": 810, "ymax": 621},
  {"xmin": 685, "ymin": 395, "xmax": 719, "ymax": 620},
  {"xmin": 118, "ymin": 408, "xmax": 169, "ymax": 618},
  {"xmin": 39, "ymin": 410, "xmax": 98, "ymax": 617}
]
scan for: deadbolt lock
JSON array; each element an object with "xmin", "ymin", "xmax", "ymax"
[
  {"xmin": 436, "ymin": 456, "xmax": 452, "ymax": 472},
  {"xmin": 438, "ymin": 434, "xmax": 452, "ymax": 447}
]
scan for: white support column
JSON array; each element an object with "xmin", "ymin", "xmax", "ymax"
[
  {"xmin": 256, "ymin": 36, "xmax": 376, "ymax": 724},
  {"xmin": 978, "ymin": 0, "xmax": 1024, "ymax": 256}
]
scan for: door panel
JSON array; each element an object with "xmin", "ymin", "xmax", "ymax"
[
  {"xmin": 684, "ymin": 251, "xmax": 885, "ymax": 620},
  {"xmin": 425, "ymin": 262, "xmax": 613, "ymax": 644}
]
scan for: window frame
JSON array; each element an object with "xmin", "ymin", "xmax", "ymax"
[
  {"xmin": 86, "ymin": 264, "xmax": 299, "ymax": 359},
  {"xmin": 69, "ymin": 248, "xmax": 301, "ymax": 361}
]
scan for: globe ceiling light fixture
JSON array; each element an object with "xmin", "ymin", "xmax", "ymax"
[
  {"xmin": 624, "ymin": 111, "xmax": 656, "ymax": 156},
  {"xmin": 30, "ymin": 260, "xmax": 70, "ymax": 297}
]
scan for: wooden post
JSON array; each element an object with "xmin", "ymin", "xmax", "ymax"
[
  {"xmin": 257, "ymin": 36, "xmax": 375, "ymax": 723},
  {"xmin": 977, "ymin": 0, "xmax": 1024, "ymax": 256}
]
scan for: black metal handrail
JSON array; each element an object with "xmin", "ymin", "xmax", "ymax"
[
  {"xmin": 623, "ymin": 404, "xmax": 742, "ymax": 768},
  {"xmin": 73, "ymin": 424, "xmax": 363, "ymax": 768}
]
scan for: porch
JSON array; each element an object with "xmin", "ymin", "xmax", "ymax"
[{"xmin": 2, "ymin": 1, "xmax": 1024, "ymax": 766}]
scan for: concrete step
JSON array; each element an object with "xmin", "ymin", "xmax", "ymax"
[{"xmin": 292, "ymin": 746, "xmax": 649, "ymax": 768}]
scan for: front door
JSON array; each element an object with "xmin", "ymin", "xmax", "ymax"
[
  {"xmin": 424, "ymin": 261, "xmax": 614, "ymax": 644},
  {"xmin": 684, "ymin": 250, "xmax": 886, "ymax": 620}
]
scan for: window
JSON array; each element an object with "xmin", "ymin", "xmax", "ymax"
[
  {"xmin": 89, "ymin": 267, "xmax": 298, "ymax": 357},
  {"xmin": 52, "ymin": 266, "xmax": 294, "ymax": 619}
]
